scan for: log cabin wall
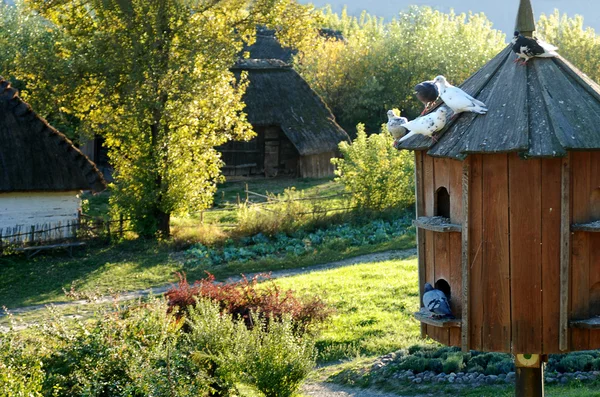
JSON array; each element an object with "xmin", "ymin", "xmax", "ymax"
[{"xmin": 569, "ymin": 152, "xmax": 600, "ymax": 351}]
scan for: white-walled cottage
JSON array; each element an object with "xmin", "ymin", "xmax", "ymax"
[{"xmin": 0, "ymin": 77, "xmax": 106, "ymax": 243}]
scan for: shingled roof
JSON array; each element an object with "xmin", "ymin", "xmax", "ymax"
[
  {"xmin": 397, "ymin": 0, "xmax": 600, "ymax": 160},
  {"xmin": 0, "ymin": 77, "xmax": 106, "ymax": 192},
  {"xmin": 232, "ymin": 60, "xmax": 350, "ymax": 155}
]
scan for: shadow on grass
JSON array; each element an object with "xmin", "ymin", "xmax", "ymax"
[{"xmin": 0, "ymin": 239, "xmax": 177, "ymax": 309}]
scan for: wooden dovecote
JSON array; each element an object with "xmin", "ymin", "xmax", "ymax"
[{"xmin": 398, "ymin": 0, "xmax": 600, "ymax": 356}]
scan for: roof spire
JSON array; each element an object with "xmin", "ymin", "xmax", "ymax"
[{"xmin": 515, "ymin": 0, "xmax": 536, "ymax": 37}]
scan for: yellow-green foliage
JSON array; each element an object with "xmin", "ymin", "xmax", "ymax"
[
  {"xmin": 296, "ymin": 6, "xmax": 506, "ymax": 132},
  {"xmin": 22, "ymin": 0, "xmax": 315, "ymax": 236},
  {"xmin": 537, "ymin": 11, "xmax": 600, "ymax": 84},
  {"xmin": 332, "ymin": 124, "xmax": 415, "ymax": 211}
]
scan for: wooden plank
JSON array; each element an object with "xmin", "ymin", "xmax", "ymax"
[
  {"xmin": 461, "ymin": 159, "xmax": 470, "ymax": 352},
  {"xmin": 482, "ymin": 154, "xmax": 511, "ymax": 353},
  {"xmin": 571, "ymin": 233, "xmax": 590, "ymax": 318},
  {"xmin": 449, "ymin": 232, "xmax": 463, "ymax": 318},
  {"xmin": 434, "ymin": 157, "xmax": 450, "ymax": 196},
  {"xmin": 589, "ymin": 330, "xmax": 600, "ymax": 349},
  {"xmin": 434, "ymin": 231, "xmax": 451, "ymax": 289},
  {"xmin": 423, "ymin": 155, "xmax": 435, "ymax": 217},
  {"xmin": 415, "ymin": 151, "xmax": 426, "ymax": 338},
  {"xmin": 413, "ymin": 217, "xmax": 462, "ymax": 232},
  {"xmin": 414, "ymin": 310, "xmax": 461, "ymax": 328},
  {"xmin": 450, "ymin": 327, "xmax": 462, "ymax": 347},
  {"xmin": 449, "ymin": 159, "xmax": 463, "ymax": 224},
  {"xmin": 590, "ymin": 233, "xmax": 600, "ymax": 318},
  {"xmin": 425, "ymin": 229, "xmax": 436, "ymax": 339},
  {"xmin": 571, "ymin": 329, "xmax": 590, "ymax": 351},
  {"xmin": 572, "ymin": 152, "xmax": 592, "ymax": 223},
  {"xmin": 469, "ymin": 155, "xmax": 484, "ymax": 351},
  {"xmin": 560, "ymin": 155, "xmax": 571, "ymax": 352},
  {"xmin": 570, "ymin": 317, "xmax": 600, "ymax": 329},
  {"xmin": 541, "ymin": 158, "xmax": 562, "ymax": 354},
  {"xmin": 571, "ymin": 221, "xmax": 600, "ymax": 232},
  {"xmin": 509, "ymin": 154, "xmax": 542, "ymax": 354}
]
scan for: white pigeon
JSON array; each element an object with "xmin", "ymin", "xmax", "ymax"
[
  {"xmin": 386, "ymin": 110, "xmax": 409, "ymax": 139},
  {"xmin": 433, "ymin": 75, "xmax": 488, "ymax": 116},
  {"xmin": 398, "ymin": 107, "xmax": 448, "ymax": 143}
]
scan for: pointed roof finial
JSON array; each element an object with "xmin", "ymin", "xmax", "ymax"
[{"xmin": 515, "ymin": 0, "xmax": 536, "ymax": 37}]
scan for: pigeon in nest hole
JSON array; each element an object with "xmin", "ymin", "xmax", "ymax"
[
  {"xmin": 511, "ymin": 31, "xmax": 558, "ymax": 65},
  {"xmin": 414, "ymin": 81, "xmax": 439, "ymax": 115},
  {"xmin": 434, "ymin": 75, "xmax": 488, "ymax": 118},
  {"xmin": 386, "ymin": 110, "xmax": 408, "ymax": 139},
  {"xmin": 398, "ymin": 107, "xmax": 448, "ymax": 143},
  {"xmin": 423, "ymin": 282, "xmax": 454, "ymax": 318}
]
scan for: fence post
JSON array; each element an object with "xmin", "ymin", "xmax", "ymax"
[
  {"xmin": 106, "ymin": 219, "xmax": 111, "ymax": 243},
  {"xmin": 119, "ymin": 214, "xmax": 124, "ymax": 239},
  {"xmin": 237, "ymin": 193, "xmax": 241, "ymax": 206},
  {"xmin": 30, "ymin": 225, "xmax": 35, "ymax": 245},
  {"xmin": 245, "ymin": 183, "xmax": 249, "ymax": 202}
]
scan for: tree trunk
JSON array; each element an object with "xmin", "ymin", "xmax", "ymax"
[{"xmin": 156, "ymin": 209, "xmax": 170, "ymax": 237}]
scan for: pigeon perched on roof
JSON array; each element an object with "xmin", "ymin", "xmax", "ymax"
[
  {"xmin": 386, "ymin": 110, "xmax": 408, "ymax": 139},
  {"xmin": 414, "ymin": 81, "xmax": 439, "ymax": 115},
  {"xmin": 511, "ymin": 31, "xmax": 558, "ymax": 65},
  {"xmin": 423, "ymin": 282, "xmax": 454, "ymax": 318},
  {"xmin": 434, "ymin": 75, "xmax": 488, "ymax": 117},
  {"xmin": 398, "ymin": 107, "xmax": 448, "ymax": 143}
]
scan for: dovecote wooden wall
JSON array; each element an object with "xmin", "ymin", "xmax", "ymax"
[{"xmin": 414, "ymin": 150, "xmax": 600, "ymax": 354}]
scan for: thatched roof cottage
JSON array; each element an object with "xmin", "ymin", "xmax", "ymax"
[
  {"xmin": 0, "ymin": 77, "xmax": 106, "ymax": 243},
  {"xmin": 221, "ymin": 29, "xmax": 350, "ymax": 178}
]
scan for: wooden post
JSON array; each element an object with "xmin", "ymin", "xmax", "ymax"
[
  {"xmin": 559, "ymin": 155, "xmax": 570, "ymax": 351},
  {"xmin": 245, "ymin": 183, "xmax": 249, "ymax": 202},
  {"xmin": 119, "ymin": 214, "xmax": 124, "ymax": 238},
  {"xmin": 515, "ymin": 354, "xmax": 544, "ymax": 397},
  {"xmin": 461, "ymin": 159, "xmax": 470, "ymax": 352},
  {"xmin": 414, "ymin": 152, "xmax": 426, "ymax": 338},
  {"xmin": 30, "ymin": 225, "xmax": 35, "ymax": 244}
]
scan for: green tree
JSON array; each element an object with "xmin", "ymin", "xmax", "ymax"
[
  {"xmin": 296, "ymin": 6, "xmax": 506, "ymax": 134},
  {"xmin": 0, "ymin": 1, "xmax": 78, "ymax": 138},
  {"xmin": 537, "ymin": 11, "xmax": 600, "ymax": 84},
  {"xmin": 332, "ymin": 124, "xmax": 415, "ymax": 211},
  {"xmin": 26, "ymin": 0, "xmax": 314, "ymax": 236}
]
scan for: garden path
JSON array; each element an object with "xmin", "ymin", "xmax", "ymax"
[{"xmin": 1, "ymin": 248, "xmax": 417, "ymax": 324}]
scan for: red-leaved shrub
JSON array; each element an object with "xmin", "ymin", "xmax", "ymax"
[{"xmin": 166, "ymin": 272, "xmax": 331, "ymax": 333}]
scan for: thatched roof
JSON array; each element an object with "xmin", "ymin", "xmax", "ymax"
[
  {"xmin": 0, "ymin": 77, "xmax": 106, "ymax": 192},
  {"xmin": 244, "ymin": 28, "xmax": 296, "ymax": 63},
  {"xmin": 232, "ymin": 60, "xmax": 350, "ymax": 156},
  {"xmin": 397, "ymin": 0, "xmax": 600, "ymax": 160}
]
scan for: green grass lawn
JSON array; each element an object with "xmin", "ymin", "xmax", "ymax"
[
  {"xmin": 272, "ymin": 257, "xmax": 423, "ymax": 363},
  {"xmin": 0, "ymin": 233, "xmax": 415, "ymax": 309}
]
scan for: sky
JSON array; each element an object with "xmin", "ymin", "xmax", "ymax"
[{"xmin": 299, "ymin": 0, "xmax": 600, "ymax": 36}]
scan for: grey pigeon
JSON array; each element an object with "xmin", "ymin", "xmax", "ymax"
[
  {"xmin": 423, "ymin": 282, "xmax": 454, "ymax": 318},
  {"xmin": 511, "ymin": 31, "xmax": 558, "ymax": 65},
  {"xmin": 414, "ymin": 81, "xmax": 439, "ymax": 115},
  {"xmin": 433, "ymin": 75, "xmax": 487, "ymax": 116},
  {"xmin": 386, "ymin": 110, "xmax": 408, "ymax": 139},
  {"xmin": 398, "ymin": 107, "xmax": 448, "ymax": 143}
]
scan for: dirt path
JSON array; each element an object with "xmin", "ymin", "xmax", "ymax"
[{"xmin": 1, "ymin": 248, "xmax": 417, "ymax": 321}]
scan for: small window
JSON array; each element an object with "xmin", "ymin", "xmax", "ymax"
[
  {"xmin": 435, "ymin": 187, "xmax": 451, "ymax": 219},
  {"xmin": 435, "ymin": 279, "xmax": 451, "ymax": 299}
]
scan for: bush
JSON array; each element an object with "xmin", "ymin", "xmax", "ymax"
[
  {"xmin": 0, "ymin": 320, "xmax": 44, "ymax": 397},
  {"xmin": 1, "ymin": 298, "xmax": 318, "ymax": 396},
  {"xmin": 245, "ymin": 316, "xmax": 316, "ymax": 397},
  {"xmin": 166, "ymin": 272, "xmax": 331, "ymax": 334},
  {"xmin": 442, "ymin": 353, "xmax": 464, "ymax": 374},
  {"xmin": 332, "ymin": 125, "xmax": 415, "ymax": 212},
  {"xmin": 398, "ymin": 356, "xmax": 428, "ymax": 373}
]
